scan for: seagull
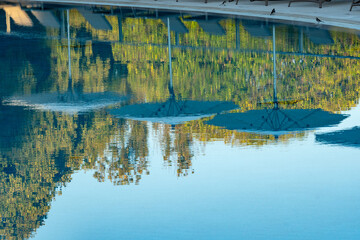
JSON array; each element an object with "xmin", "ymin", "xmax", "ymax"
[
  {"xmin": 316, "ymin": 17, "xmax": 323, "ymax": 23},
  {"xmin": 270, "ymin": 8, "xmax": 275, "ymax": 15}
]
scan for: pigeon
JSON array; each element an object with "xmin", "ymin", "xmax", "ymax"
[
  {"xmin": 316, "ymin": 17, "xmax": 323, "ymax": 23},
  {"xmin": 270, "ymin": 8, "xmax": 275, "ymax": 15}
]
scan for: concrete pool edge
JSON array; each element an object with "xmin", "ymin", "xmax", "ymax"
[{"xmin": 20, "ymin": 0, "xmax": 360, "ymax": 31}]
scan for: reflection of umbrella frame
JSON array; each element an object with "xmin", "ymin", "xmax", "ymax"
[
  {"xmin": 205, "ymin": 25, "xmax": 347, "ymax": 135},
  {"xmin": 110, "ymin": 97, "xmax": 239, "ymax": 125},
  {"xmin": 2, "ymin": 10, "xmax": 124, "ymax": 114},
  {"xmin": 206, "ymin": 108, "xmax": 348, "ymax": 135},
  {"xmin": 110, "ymin": 17, "xmax": 238, "ymax": 125}
]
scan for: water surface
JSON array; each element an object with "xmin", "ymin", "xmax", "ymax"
[{"xmin": 1, "ymin": 4, "xmax": 360, "ymax": 240}]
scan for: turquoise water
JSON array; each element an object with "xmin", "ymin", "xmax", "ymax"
[{"xmin": 1, "ymin": 4, "xmax": 360, "ymax": 239}]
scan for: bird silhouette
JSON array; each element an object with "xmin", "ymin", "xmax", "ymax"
[
  {"xmin": 270, "ymin": 8, "xmax": 275, "ymax": 15},
  {"xmin": 316, "ymin": 17, "xmax": 323, "ymax": 23}
]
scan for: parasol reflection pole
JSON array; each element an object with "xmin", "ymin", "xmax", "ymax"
[
  {"xmin": 6, "ymin": 12, "xmax": 10, "ymax": 33},
  {"xmin": 272, "ymin": 24, "xmax": 278, "ymax": 109},
  {"xmin": 299, "ymin": 27, "xmax": 303, "ymax": 53},
  {"xmin": 61, "ymin": 10, "xmax": 65, "ymax": 38},
  {"xmin": 118, "ymin": 15, "xmax": 123, "ymax": 43},
  {"xmin": 167, "ymin": 17, "xmax": 174, "ymax": 98},
  {"xmin": 67, "ymin": 10, "xmax": 72, "ymax": 85}
]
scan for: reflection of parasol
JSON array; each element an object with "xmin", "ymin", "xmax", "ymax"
[
  {"xmin": 183, "ymin": 15, "xmax": 225, "ymax": 35},
  {"xmin": 2, "ymin": 10, "xmax": 124, "ymax": 114},
  {"xmin": 205, "ymin": 108, "xmax": 347, "ymax": 136},
  {"xmin": 206, "ymin": 25, "xmax": 347, "ymax": 135},
  {"xmin": 77, "ymin": 8, "xmax": 112, "ymax": 30},
  {"xmin": 3, "ymin": 6, "xmax": 33, "ymax": 27},
  {"xmin": 109, "ymin": 97, "xmax": 238, "ymax": 125},
  {"xmin": 3, "ymin": 91, "xmax": 125, "ymax": 114},
  {"xmin": 316, "ymin": 127, "xmax": 360, "ymax": 147},
  {"xmin": 31, "ymin": 10, "xmax": 61, "ymax": 28},
  {"xmin": 110, "ymin": 18, "xmax": 238, "ymax": 125}
]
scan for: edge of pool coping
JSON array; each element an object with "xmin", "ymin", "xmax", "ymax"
[{"xmin": 26, "ymin": 0, "xmax": 360, "ymax": 31}]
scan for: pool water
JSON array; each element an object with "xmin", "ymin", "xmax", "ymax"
[{"xmin": 1, "ymin": 4, "xmax": 360, "ymax": 240}]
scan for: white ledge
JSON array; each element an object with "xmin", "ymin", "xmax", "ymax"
[{"xmin": 22, "ymin": 0, "xmax": 360, "ymax": 31}]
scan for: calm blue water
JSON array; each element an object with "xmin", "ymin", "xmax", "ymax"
[{"xmin": 1, "ymin": 3, "xmax": 360, "ymax": 240}]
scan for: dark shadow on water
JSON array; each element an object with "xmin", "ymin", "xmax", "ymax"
[{"xmin": 316, "ymin": 127, "xmax": 360, "ymax": 147}]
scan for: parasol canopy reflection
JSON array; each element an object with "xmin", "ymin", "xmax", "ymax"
[
  {"xmin": 2, "ymin": 9, "xmax": 125, "ymax": 114},
  {"xmin": 316, "ymin": 127, "xmax": 360, "ymax": 147},
  {"xmin": 206, "ymin": 25, "xmax": 348, "ymax": 136},
  {"xmin": 110, "ymin": 17, "xmax": 238, "ymax": 125}
]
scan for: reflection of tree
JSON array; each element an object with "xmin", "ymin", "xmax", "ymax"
[
  {"xmin": 0, "ymin": 107, "xmax": 117, "ymax": 239},
  {"xmin": 0, "ymin": 111, "xmax": 71, "ymax": 240},
  {"xmin": 156, "ymin": 124, "xmax": 194, "ymax": 177},
  {"xmin": 160, "ymin": 124, "xmax": 172, "ymax": 166},
  {"xmin": 187, "ymin": 119, "xmax": 305, "ymax": 146},
  {"xmin": 173, "ymin": 126, "xmax": 193, "ymax": 177},
  {"xmin": 0, "ymin": 154, "xmax": 58, "ymax": 240},
  {"xmin": 90, "ymin": 119, "xmax": 149, "ymax": 185}
]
